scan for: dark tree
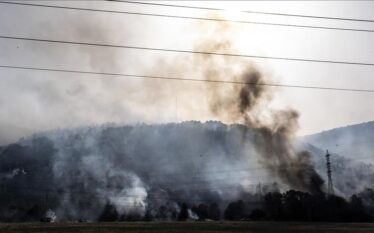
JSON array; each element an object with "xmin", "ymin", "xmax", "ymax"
[
  {"xmin": 358, "ymin": 188, "xmax": 374, "ymax": 206},
  {"xmin": 326, "ymin": 195, "xmax": 350, "ymax": 222},
  {"xmin": 98, "ymin": 203, "xmax": 118, "ymax": 222},
  {"xmin": 178, "ymin": 203, "xmax": 189, "ymax": 221},
  {"xmin": 349, "ymin": 195, "xmax": 371, "ymax": 222},
  {"xmin": 309, "ymin": 193, "xmax": 327, "ymax": 221},
  {"xmin": 23, "ymin": 204, "xmax": 44, "ymax": 221},
  {"xmin": 156, "ymin": 205, "xmax": 167, "ymax": 220},
  {"xmin": 208, "ymin": 203, "xmax": 221, "ymax": 220},
  {"xmin": 224, "ymin": 200, "xmax": 245, "ymax": 220},
  {"xmin": 192, "ymin": 204, "xmax": 208, "ymax": 220},
  {"xmin": 143, "ymin": 209, "xmax": 152, "ymax": 221},
  {"xmin": 122, "ymin": 212, "xmax": 142, "ymax": 221},
  {"xmin": 263, "ymin": 192, "xmax": 283, "ymax": 220},
  {"xmin": 249, "ymin": 209, "xmax": 266, "ymax": 221},
  {"xmin": 283, "ymin": 190, "xmax": 311, "ymax": 221}
]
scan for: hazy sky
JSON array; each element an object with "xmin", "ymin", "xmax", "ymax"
[{"xmin": 1, "ymin": 1, "xmax": 374, "ymax": 145}]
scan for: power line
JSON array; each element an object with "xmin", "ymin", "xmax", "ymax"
[
  {"xmin": 1, "ymin": 64, "xmax": 374, "ymax": 93},
  {"xmin": 2, "ymin": 35, "xmax": 374, "ymax": 67},
  {"xmin": 112, "ymin": 0, "xmax": 374, "ymax": 24},
  {"xmin": 1, "ymin": 1, "xmax": 374, "ymax": 33}
]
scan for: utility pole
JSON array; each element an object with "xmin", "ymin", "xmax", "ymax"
[{"xmin": 326, "ymin": 150, "xmax": 334, "ymax": 195}]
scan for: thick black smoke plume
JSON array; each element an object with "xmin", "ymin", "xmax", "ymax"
[{"xmin": 189, "ymin": 21, "xmax": 325, "ymax": 193}]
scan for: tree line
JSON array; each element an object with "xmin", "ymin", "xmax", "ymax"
[{"xmin": 97, "ymin": 189, "xmax": 374, "ymax": 222}]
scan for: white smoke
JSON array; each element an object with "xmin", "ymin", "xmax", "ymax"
[{"xmin": 2, "ymin": 168, "xmax": 26, "ymax": 179}]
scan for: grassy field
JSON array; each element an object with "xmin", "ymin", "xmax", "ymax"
[{"xmin": 0, "ymin": 222, "xmax": 374, "ymax": 233}]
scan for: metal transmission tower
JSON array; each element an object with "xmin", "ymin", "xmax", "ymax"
[{"xmin": 326, "ymin": 150, "xmax": 334, "ymax": 195}]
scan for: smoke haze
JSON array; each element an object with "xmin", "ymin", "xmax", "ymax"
[{"xmin": 3, "ymin": 1, "xmax": 374, "ymax": 222}]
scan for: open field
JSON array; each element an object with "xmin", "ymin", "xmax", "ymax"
[{"xmin": 0, "ymin": 222, "xmax": 374, "ymax": 233}]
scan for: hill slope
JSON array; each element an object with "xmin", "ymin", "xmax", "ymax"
[
  {"xmin": 303, "ymin": 121, "xmax": 374, "ymax": 161},
  {"xmin": 1, "ymin": 121, "xmax": 374, "ymax": 221}
]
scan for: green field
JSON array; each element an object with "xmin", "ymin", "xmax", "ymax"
[{"xmin": 0, "ymin": 222, "xmax": 374, "ymax": 233}]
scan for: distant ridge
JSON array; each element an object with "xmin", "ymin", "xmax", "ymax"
[{"xmin": 303, "ymin": 121, "xmax": 374, "ymax": 160}]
